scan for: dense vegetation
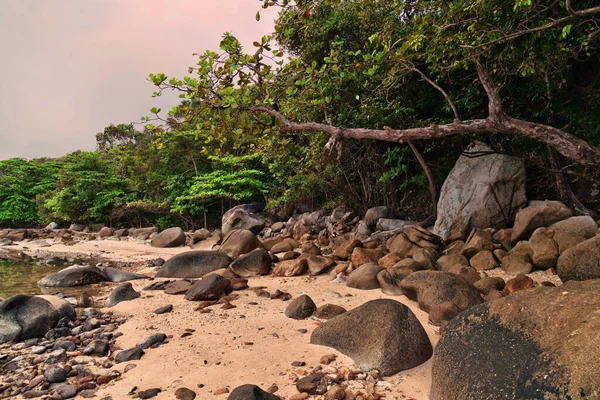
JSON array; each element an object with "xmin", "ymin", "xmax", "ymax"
[{"xmin": 1, "ymin": 0, "xmax": 599, "ymax": 228}]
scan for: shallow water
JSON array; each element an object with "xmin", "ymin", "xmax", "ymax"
[{"xmin": 0, "ymin": 261, "xmax": 65, "ymax": 298}]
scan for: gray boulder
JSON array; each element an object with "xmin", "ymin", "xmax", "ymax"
[
  {"xmin": 434, "ymin": 141, "xmax": 526, "ymax": 241},
  {"xmin": 222, "ymin": 204, "xmax": 265, "ymax": 235},
  {"xmin": 105, "ymin": 282, "xmax": 140, "ymax": 307},
  {"xmin": 219, "ymin": 229, "xmax": 264, "ymax": 258},
  {"xmin": 311, "ymin": 299, "xmax": 432, "ymax": 376},
  {"xmin": 431, "ymin": 279, "xmax": 600, "ymax": 400},
  {"xmin": 0, "ymin": 295, "xmax": 59, "ymax": 343},
  {"xmin": 37, "ymin": 265, "xmax": 107, "ymax": 287},
  {"xmin": 151, "ymin": 227, "xmax": 186, "ymax": 248},
  {"xmin": 228, "ymin": 248, "xmax": 272, "ymax": 277},
  {"xmin": 155, "ymin": 251, "xmax": 232, "ymax": 278},
  {"xmin": 36, "ymin": 295, "xmax": 76, "ymax": 321}
]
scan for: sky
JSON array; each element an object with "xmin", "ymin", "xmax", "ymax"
[{"xmin": 0, "ymin": 0, "xmax": 278, "ymax": 160}]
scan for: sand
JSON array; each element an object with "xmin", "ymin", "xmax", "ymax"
[{"xmin": 8, "ymin": 239, "xmax": 561, "ymax": 399}]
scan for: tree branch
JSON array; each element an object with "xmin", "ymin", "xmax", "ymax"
[
  {"xmin": 475, "ymin": 60, "xmax": 504, "ymax": 119},
  {"xmin": 248, "ymin": 106, "xmax": 600, "ymax": 167},
  {"xmin": 407, "ymin": 141, "xmax": 438, "ymax": 218}
]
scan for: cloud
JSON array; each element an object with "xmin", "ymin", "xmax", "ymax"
[{"xmin": 0, "ymin": 0, "xmax": 278, "ymax": 159}]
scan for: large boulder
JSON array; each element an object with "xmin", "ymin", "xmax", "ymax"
[
  {"xmin": 311, "ymin": 299, "xmax": 432, "ymax": 376},
  {"xmin": 434, "ymin": 142, "xmax": 526, "ymax": 241},
  {"xmin": 36, "ymin": 295, "xmax": 76, "ymax": 321},
  {"xmin": 549, "ymin": 216, "xmax": 598, "ymax": 239},
  {"xmin": 228, "ymin": 248, "xmax": 272, "ymax": 277},
  {"xmin": 511, "ymin": 200, "xmax": 573, "ymax": 243},
  {"xmin": 155, "ymin": 251, "xmax": 232, "ymax": 279},
  {"xmin": 37, "ymin": 265, "xmax": 107, "ymax": 287},
  {"xmin": 400, "ymin": 270, "xmax": 482, "ymax": 313},
  {"xmin": 556, "ymin": 235, "xmax": 600, "ymax": 282},
  {"xmin": 0, "ymin": 295, "xmax": 60, "ymax": 343},
  {"xmin": 132, "ymin": 227, "xmax": 158, "ymax": 240},
  {"xmin": 222, "ymin": 204, "xmax": 265, "ymax": 236},
  {"xmin": 151, "ymin": 227, "xmax": 186, "ymax": 248},
  {"xmin": 431, "ymin": 279, "xmax": 600, "ymax": 400},
  {"xmin": 219, "ymin": 229, "xmax": 264, "ymax": 258}
]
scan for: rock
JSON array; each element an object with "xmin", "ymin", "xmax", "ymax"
[
  {"xmin": 37, "ymin": 265, "xmax": 107, "ymax": 287},
  {"xmin": 511, "ymin": 200, "xmax": 573, "ymax": 242},
  {"xmin": 164, "ymin": 280, "xmax": 193, "ymax": 295},
  {"xmin": 69, "ymin": 223, "xmax": 86, "ymax": 232},
  {"xmin": 364, "ymin": 206, "xmax": 390, "ymax": 230},
  {"xmin": 387, "ymin": 226, "xmax": 442, "ymax": 256},
  {"xmin": 175, "ymin": 387, "xmax": 197, "ymax": 400},
  {"xmin": 501, "ymin": 241, "xmax": 533, "ymax": 274},
  {"xmin": 332, "ymin": 238, "xmax": 363, "ymax": 260},
  {"xmin": 227, "ymin": 384, "xmax": 280, "ymax": 400},
  {"xmin": 431, "ymin": 280, "xmax": 600, "ymax": 400},
  {"xmin": 553, "ymin": 232, "xmax": 587, "ymax": 254},
  {"xmin": 184, "ymin": 274, "xmax": 231, "ymax": 301},
  {"xmin": 99, "ymin": 227, "xmax": 113, "ymax": 238},
  {"xmin": 82, "ymin": 340, "xmax": 109, "ymax": 356},
  {"xmin": 192, "ymin": 228, "xmax": 211, "ymax": 242},
  {"xmin": 115, "ymin": 347, "xmax": 144, "ymax": 363},
  {"xmin": 437, "ymin": 254, "xmax": 469, "ymax": 272},
  {"xmin": 114, "ymin": 228, "xmax": 129, "ymax": 237},
  {"xmin": 529, "ymin": 228, "xmax": 559, "ymax": 269},
  {"xmin": 155, "ymin": 251, "xmax": 232, "ymax": 278},
  {"xmin": 138, "ymin": 388, "xmax": 161, "ymax": 399},
  {"xmin": 0, "ymin": 295, "xmax": 59, "ymax": 343},
  {"xmin": 429, "ymin": 302, "xmax": 462, "ymax": 326},
  {"xmin": 54, "ymin": 383, "xmax": 78, "ymax": 398},
  {"xmin": 377, "ymin": 266, "xmax": 415, "ymax": 296},
  {"xmin": 311, "ymin": 299, "xmax": 432, "ymax": 376},
  {"xmin": 315, "ymin": 304, "xmax": 347, "ymax": 319},
  {"xmin": 272, "ymin": 258, "xmax": 307, "ymax": 277},
  {"xmin": 377, "ymin": 252, "xmax": 402, "ymax": 268},
  {"xmin": 306, "ymin": 255, "xmax": 335, "ymax": 275},
  {"xmin": 376, "ymin": 218, "xmax": 416, "ymax": 231},
  {"xmin": 36, "ymin": 295, "xmax": 76, "ymax": 321},
  {"xmin": 400, "ymin": 271, "xmax": 482, "ymax": 313},
  {"xmin": 132, "ymin": 227, "xmax": 158, "ymax": 240},
  {"xmin": 105, "ymin": 282, "xmax": 140, "ymax": 307},
  {"xmin": 228, "ymin": 248, "xmax": 271, "ymax": 277},
  {"xmin": 433, "ymin": 141, "xmax": 526, "ymax": 241},
  {"xmin": 504, "ymin": 274, "xmax": 534, "ymax": 294},
  {"xmin": 136, "ymin": 333, "xmax": 167, "ymax": 349},
  {"xmin": 222, "ymin": 204, "xmax": 265, "ymax": 236},
  {"xmin": 469, "ymin": 250, "xmax": 498, "ymax": 270},
  {"xmin": 346, "ymin": 263, "xmax": 384, "ymax": 290},
  {"xmin": 219, "ymin": 229, "xmax": 264, "ymax": 258},
  {"xmin": 151, "ymin": 227, "xmax": 186, "ymax": 248},
  {"xmin": 45, "ymin": 222, "xmax": 59, "ymax": 230},
  {"xmin": 103, "ymin": 267, "xmax": 146, "ymax": 282},
  {"xmin": 474, "ymin": 277, "xmax": 505, "ymax": 294},
  {"xmin": 44, "ymin": 366, "xmax": 67, "ymax": 383},
  {"xmin": 154, "ymin": 304, "xmax": 173, "ymax": 314},
  {"xmin": 549, "ymin": 216, "xmax": 598, "ymax": 239},
  {"xmin": 461, "ymin": 229, "xmax": 494, "ymax": 258},
  {"xmin": 284, "ymin": 295, "xmax": 317, "ymax": 319},
  {"xmin": 557, "ymin": 235, "xmax": 600, "ymax": 282},
  {"xmin": 412, "ymin": 247, "xmax": 439, "ymax": 270},
  {"xmin": 447, "ymin": 265, "xmax": 481, "ymax": 285},
  {"xmin": 270, "ymin": 239, "xmax": 294, "ymax": 253},
  {"xmin": 350, "ymin": 247, "xmax": 383, "ymax": 267},
  {"xmin": 271, "ymin": 222, "xmax": 285, "ymax": 233},
  {"xmin": 0, "ymin": 238, "xmax": 12, "ymax": 246}
]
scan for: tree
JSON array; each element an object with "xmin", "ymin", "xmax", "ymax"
[{"xmin": 149, "ymin": 0, "xmax": 600, "ymax": 168}]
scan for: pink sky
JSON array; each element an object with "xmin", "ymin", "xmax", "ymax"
[{"xmin": 0, "ymin": 0, "xmax": 278, "ymax": 159}]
